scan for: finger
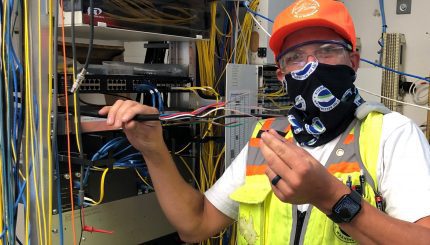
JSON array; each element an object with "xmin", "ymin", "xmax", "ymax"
[
  {"xmin": 268, "ymin": 129, "xmax": 286, "ymax": 142},
  {"xmin": 121, "ymin": 103, "xmax": 159, "ymax": 122},
  {"xmin": 261, "ymin": 132, "xmax": 304, "ymax": 170},
  {"xmin": 271, "ymin": 174, "xmax": 282, "ymax": 186},
  {"xmin": 98, "ymin": 106, "xmax": 111, "ymax": 116},
  {"xmin": 260, "ymin": 139, "xmax": 293, "ymax": 177},
  {"xmin": 114, "ymin": 100, "xmax": 136, "ymax": 121},
  {"xmin": 272, "ymin": 186, "xmax": 289, "ymax": 203},
  {"xmin": 105, "ymin": 100, "xmax": 125, "ymax": 125},
  {"xmin": 112, "ymin": 100, "xmax": 138, "ymax": 128},
  {"xmin": 265, "ymin": 166, "xmax": 289, "ymax": 201},
  {"xmin": 265, "ymin": 167, "xmax": 283, "ymax": 186},
  {"xmin": 260, "ymin": 132, "xmax": 294, "ymax": 169},
  {"xmin": 122, "ymin": 120, "xmax": 138, "ymax": 131}
]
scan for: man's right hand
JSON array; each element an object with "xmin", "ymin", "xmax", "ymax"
[
  {"xmin": 98, "ymin": 100, "xmax": 166, "ymax": 158},
  {"xmin": 99, "ymin": 100, "xmax": 234, "ymax": 242}
]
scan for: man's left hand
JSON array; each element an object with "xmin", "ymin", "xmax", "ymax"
[{"xmin": 260, "ymin": 129, "xmax": 349, "ymax": 213}]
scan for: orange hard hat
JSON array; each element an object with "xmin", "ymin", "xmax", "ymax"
[{"xmin": 269, "ymin": 0, "xmax": 356, "ymax": 59}]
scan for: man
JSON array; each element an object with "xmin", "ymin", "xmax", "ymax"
[{"xmin": 99, "ymin": 0, "xmax": 430, "ymax": 244}]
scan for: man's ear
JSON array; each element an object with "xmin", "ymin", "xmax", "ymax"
[
  {"xmin": 349, "ymin": 52, "xmax": 360, "ymax": 72},
  {"xmin": 276, "ymin": 69, "xmax": 284, "ymax": 81}
]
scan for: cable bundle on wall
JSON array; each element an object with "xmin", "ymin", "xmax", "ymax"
[
  {"xmin": 196, "ymin": 2, "xmax": 217, "ymax": 92},
  {"xmin": 1, "ymin": 0, "xmax": 27, "ymax": 243},
  {"xmin": 105, "ymin": 0, "xmax": 197, "ymax": 25},
  {"xmin": 194, "ymin": 2, "xmax": 260, "ymax": 244},
  {"xmin": 235, "ymin": 0, "xmax": 259, "ymax": 64},
  {"xmin": 1, "ymin": 0, "xmax": 58, "ymax": 244}
]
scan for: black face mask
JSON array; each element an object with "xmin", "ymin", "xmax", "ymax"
[{"xmin": 285, "ymin": 61, "xmax": 365, "ymax": 147}]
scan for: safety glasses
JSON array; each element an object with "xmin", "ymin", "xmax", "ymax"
[{"xmin": 276, "ymin": 40, "xmax": 353, "ymax": 73}]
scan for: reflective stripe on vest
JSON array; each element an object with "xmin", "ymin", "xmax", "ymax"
[{"xmin": 230, "ymin": 111, "xmax": 385, "ymax": 245}]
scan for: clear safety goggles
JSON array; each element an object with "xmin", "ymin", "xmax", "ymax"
[{"xmin": 276, "ymin": 40, "xmax": 353, "ymax": 73}]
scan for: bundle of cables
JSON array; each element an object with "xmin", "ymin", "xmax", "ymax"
[
  {"xmin": 104, "ymin": 0, "xmax": 198, "ymax": 25},
  {"xmin": 135, "ymin": 83, "xmax": 164, "ymax": 113},
  {"xmin": 80, "ymin": 137, "xmax": 152, "ymax": 207},
  {"xmin": 159, "ymin": 101, "xmax": 252, "ymax": 127},
  {"xmin": 409, "ymin": 80, "xmax": 429, "ymax": 106}
]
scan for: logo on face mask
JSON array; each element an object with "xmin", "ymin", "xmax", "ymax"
[
  {"xmin": 341, "ymin": 88, "xmax": 353, "ymax": 102},
  {"xmin": 304, "ymin": 136, "xmax": 318, "ymax": 146},
  {"xmin": 312, "ymin": 85, "xmax": 340, "ymax": 112},
  {"xmin": 305, "ymin": 117, "xmax": 326, "ymax": 135},
  {"xmin": 291, "ymin": 61, "xmax": 318, "ymax": 80},
  {"xmin": 287, "ymin": 115, "xmax": 304, "ymax": 134},
  {"xmin": 294, "ymin": 95, "xmax": 306, "ymax": 111},
  {"xmin": 292, "ymin": 0, "xmax": 320, "ymax": 18},
  {"xmin": 354, "ymin": 91, "xmax": 365, "ymax": 106}
]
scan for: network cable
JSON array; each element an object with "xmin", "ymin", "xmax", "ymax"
[
  {"xmin": 70, "ymin": 0, "xmax": 94, "ymax": 93},
  {"xmin": 243, "ymin": 0, "xmax": 273, "ymax": 23}
]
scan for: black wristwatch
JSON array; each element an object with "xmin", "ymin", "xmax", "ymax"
[{"xmin": 327, "ymin": 190, "xmax": 362, "ymax": 223}]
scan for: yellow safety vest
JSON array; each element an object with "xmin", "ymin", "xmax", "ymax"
[{"xmin": 230, "ymin": 111, "xmax": 385, "ymax": 245}]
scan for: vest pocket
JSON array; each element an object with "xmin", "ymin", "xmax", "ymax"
[{"xmin": 230, "ymin": 175, "xmax": 272, "ymax": 244}]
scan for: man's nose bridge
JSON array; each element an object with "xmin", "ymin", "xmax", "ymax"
[{"xmin": 306, "ymin": 54, "xmax": 318, "ymax": 63}]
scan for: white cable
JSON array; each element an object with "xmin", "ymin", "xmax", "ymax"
[
  {"xmin": 357, "ymin": 87, "xmax": 430, "ymax": 111},
  {"xmin": 213, "ymin": 108, "xmax": 262, "ymax": 122},
  {"xmin": 249, "ymin": 13, "xmax": 271, "ymax": 37},
  {"xmin": 412, "ymin": 82, "xmax": 428, "ymax": 106},
  {"xmin": 228, "ymin": 105, "xmax": 284, "ymax": 112}
]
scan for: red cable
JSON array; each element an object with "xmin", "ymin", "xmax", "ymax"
[{"xmin": 59, "ymin": 2, "xmax": 77, "ymax": 244}]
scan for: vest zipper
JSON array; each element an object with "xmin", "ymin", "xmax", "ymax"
[{"xmin": 293, "ymin": 211, "xmax": 307, "ymax": 245}]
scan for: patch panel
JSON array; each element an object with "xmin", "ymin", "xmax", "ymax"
[{"xmin": 58, "ymin": 74, "xmax": 192, "ymax": 93}]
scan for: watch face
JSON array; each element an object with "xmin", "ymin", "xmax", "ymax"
[{"xmin": 334, "ymin": 196, "xmax": 360, "ymax": 221}]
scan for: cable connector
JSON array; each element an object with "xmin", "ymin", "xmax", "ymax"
[
  {"xmin": 83, "ymin": 225, "xmax": 114, "ymax": 234},
  {"xmin": 70, "ymin": 68, "xmax": 87, "ymax": 93}
]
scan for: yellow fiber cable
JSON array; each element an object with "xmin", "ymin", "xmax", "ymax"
[
  {"xmin": 47, "ymin": 0, "xmax": 54, "ymax": 243},
  {"xmin": 89, "ymin": 168, "xmax": 109, "ymax": 206},
  {"xmin": 23, "ymin": 0, "xmax": 32, "ymax": 243},
  {"xmin": 18, "ymin": 169, "xmax": 25, "ymax": 181},
  {"xmin": 28, "ymin": 60, "xmax": 44, "ymax": 245},
  {"xmin": 106, "ymin": 0, "xmax": 197, "ymax": 25},
  {"xmin": 235, "ymin": 0, "xmax": 260, "ymax": 64},
  {"xmin": 210, "ymin": 146, "xmax": 225, "ymax": 184},
  {"xmin": 37, "ymin": 0, "xmax": 48, "ymax": 242},
  {"xmin": 215, "ymin": 3, "xmax": 233, "ymax": 38},
  {"xmin": 174, "ymin": 142, "xmax": 191, "ymax": 155},
  {"xmin": 24, "ymin": 2, "xmax": 43, "ymax": 241},
  {"xmin": 214, "ymin": 0, "xmax": 260, "ymax": 90},
  {"xmin": 91, "ymin": 166, "xmax": 106, "ymax": 171},
  {"xmin": 196, "ymin": 2, "xmax": 217, "ymax": 92},
  {"xmin": 0, "ymin": 0, "xmax": 16, "ymax": 241},
  {"xmin": 219, "ymin": 4, "xmax": 233, "ymax": 37},
  {"xmin": 213, "ymin": 41, "xmax": 235, "ymax": 89},
  {"xmin": 173, "ymin": 87, "xmax": 220, "ymax": 102},
  {"xmin": 178, "ymin": 156, "xmax": 201, "ymax": 191},
  {"xmin": 2, "ymin": 1, "xmax": 7, "ymax": 85},
  {"xmin": 134, "ymin": 169, "xmax": 153, "ymax": 190},
  {"xmin": 266, "ymin": 97, "xmax": 292, "ymax": 110},
  {"xmin": 1, "ymin": 4, "xmax": 7, "ymax": 242},
  {"xmin": 73, "ymin": 94, "xmax": 81, "ymax": 152},
  {"xmin": 0, "ymin": 12, "xmax": 8, "ymax": 244},
  {"xmin": 11, "ymin": 141, "xmax": 17, "ymax": 163}
]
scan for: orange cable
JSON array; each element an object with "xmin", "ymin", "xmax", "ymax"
[{"xmin": 59, "ymin": 1, "xmax": 77, "ymax": 244}]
